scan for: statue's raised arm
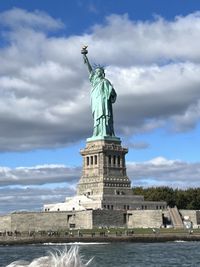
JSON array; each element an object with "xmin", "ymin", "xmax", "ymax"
[
  {"xmin": 81, "ymin": 46, "xmax": 117, "ymax": 140},
  {"xmin": 81, "ymin": 46, "xmax": 92, "ymax": 74}
]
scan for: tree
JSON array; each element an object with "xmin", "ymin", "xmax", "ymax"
[{"xmin": 132, "ymin": 186, "xmax": 200, "ymax": 209}]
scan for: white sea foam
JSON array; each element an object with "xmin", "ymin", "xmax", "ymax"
[
  {"xmin": 42, "ymin": 242, "xmax": 109, "ymax": 245},
  {"xmin": 6, "ymin": 246, "xmax": 92, "ymax": 267}
]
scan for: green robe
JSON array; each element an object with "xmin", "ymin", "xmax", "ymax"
[{"xmin": 89, "ymin": 71, "xmax": 117, "ymax": 137}]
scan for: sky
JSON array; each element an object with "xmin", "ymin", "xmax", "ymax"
[{"xmin": 0, "ymin": 0, "xmax": 200, "ymax": 214}]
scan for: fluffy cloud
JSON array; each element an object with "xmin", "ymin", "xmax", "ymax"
[
  {"xmin": 0, "ymin": 164, "xmax": 80, "ymax": 186},
  {"xmin": 1, "ymin": 158, "xmax": 200, "ymax": 213},
  {"xmin": 0, "ymin": 8, "xmax": 63, "ymax": 30},
  {"xmin": 0, "ymin": 163, "xmax": 79, "ymax": 214},
  {"xmin": 110, "ymin": 63, "xmax": 200, "ymax": 134},
  {"xmin": 0, "ymin": 185, "xmax": 75, "ymax": 214},
  {"xmin": 89, "ymin": 12, "xmax": 200, "ymax": 65},
  {"xmin": 0, "ymin": 9, "xmax": 200, "ymax": 151},
  {"xmin": 127, "ymin": 157, "xmax": 200, "ymax": 188}
]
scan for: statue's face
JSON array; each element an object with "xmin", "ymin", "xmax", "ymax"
[{"xmin": 95, "ymin": 68, "xmax": 105, "ymax": 78}]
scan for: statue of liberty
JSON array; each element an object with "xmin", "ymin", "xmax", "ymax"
[{"xmin": 81, "ymin": 46, "xmax": 117, "ymax": 139}]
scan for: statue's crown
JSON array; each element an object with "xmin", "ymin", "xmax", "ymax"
[{"xmin": 93, "ymin": 63, "xmax": 105, "ymax": 71}]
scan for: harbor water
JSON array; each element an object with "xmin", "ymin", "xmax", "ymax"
[{"xmin": 1, "ymin": 241, "xmax": 200, "ymax": 267}]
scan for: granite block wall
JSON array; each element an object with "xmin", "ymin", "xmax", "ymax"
[
  {"xmin": 10, "ymin": 212, "xmax": 69, "ymax": 232},
  {"xmin": 127, "ymin": 210, "xmax": 163, "ymax": 228},
  {"xmin": 0, "ymin": 215, "xmax": 11, "ymax": 231},
  {"xmin": 2, "ymin": 209, "xmax": 197, "ymax": 231}
]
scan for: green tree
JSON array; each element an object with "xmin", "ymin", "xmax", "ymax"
[{"xmin": 132, "ymin": 186, "xmax": 200, "ymax": 209}]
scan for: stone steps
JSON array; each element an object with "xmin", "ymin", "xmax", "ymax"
[{"xmin": 169, "ymin": 206, "xmax": 184, "ymax": 229}]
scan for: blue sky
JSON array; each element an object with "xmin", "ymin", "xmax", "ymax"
[{"xmin": 0, "ymin": 0, "xmax": 200, "ymax": 213}]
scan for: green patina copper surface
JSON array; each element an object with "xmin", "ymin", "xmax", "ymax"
[{"xmin": 81, "ymin": 46, "xmax": 119, "ymax": 141}]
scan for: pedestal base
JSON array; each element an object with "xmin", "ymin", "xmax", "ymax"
[{"xmin": 87, "ymin": 135, "xmax": 121, "ymax": 143}]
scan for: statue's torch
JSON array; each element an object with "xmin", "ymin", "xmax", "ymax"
[{"xmin": 81, "ymin": 45, "xmax": 88, "ymax": 63}]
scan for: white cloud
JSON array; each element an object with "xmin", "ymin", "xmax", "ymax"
[
  {"xmin": 0, "ymin": 163, "xmax": 80, "ymax": 214},
  {"xmin": 147, "ymin": 157, "xmax": 176, "ymax": 166},
  {"xmin": 109, "ymin": 63, "xmax": 200, "ymax": 134},
  {"xmin": 0, "ymin": 9, "xmax": 200, "ymax": 151},
  {"xmin": 89, "ymin": 12, "xmax": 200, "ymax": 65},
  {"xmin": 0, "ymin": 164, "xmax": 80, "ymax": 186},
  {"xmin": 171, "ymin": 100, "xmax": 200, "ymax": 132},
  {"xmin": 0, "ymin": 8, "xmax": 63, "ymax": 30},
  {"xmin": 1, "ymin": 158, "xmax": 200, "ymax": 213},
  {"xmin": 0, "ymin": 158, "xmax": 199, "ymax": 189},
  {"xmin": 0, "ymin": 185, "xmax": 75, "ymax": 214},
  {"xmin": 127, "ymin": 157, "xmax": 200, "ymax": 188}
]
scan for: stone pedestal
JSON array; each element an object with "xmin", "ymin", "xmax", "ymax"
[
  {"xmin": 44, "ymin": 138, "xmax": 166, "ymax": 212},
  {"xmin": 77, "ymin": 138, "xmax": 132, "ymax": 197}
]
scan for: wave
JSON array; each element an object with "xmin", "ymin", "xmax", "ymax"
[
  {"xmin": 42, "ymin": 242, "xmax": 109, "ymax": 245},
  {"xmin": 6, "ymin": 246, "xmax": 92, "ymax": 267},
  {"xmin": 174, "ymin": 240, "xmax": 187, "ymax": 243}
]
